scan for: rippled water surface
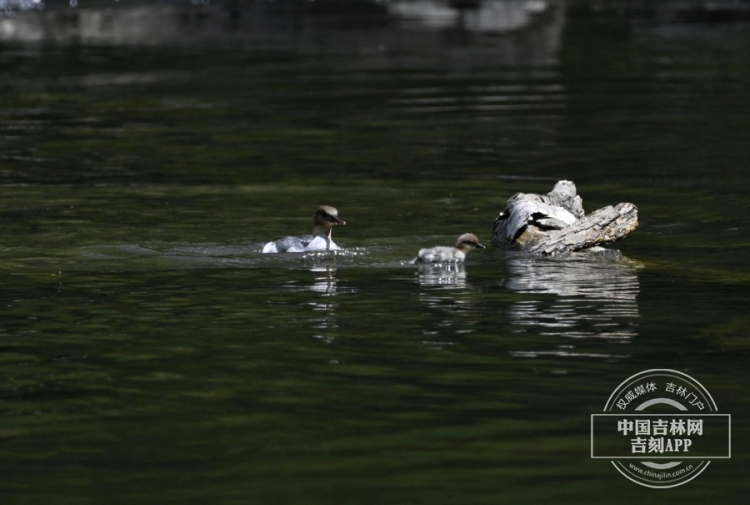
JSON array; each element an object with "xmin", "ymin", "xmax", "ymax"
[{"xmin": 1, "ymin": 2, "xmax": 750, "ymax": 503}]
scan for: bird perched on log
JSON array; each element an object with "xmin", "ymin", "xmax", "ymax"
[{"xmin": 491, "ymin": 180, "xmax": 638, "ymax": 256}]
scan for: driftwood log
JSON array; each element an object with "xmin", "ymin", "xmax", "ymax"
[{"xmin": 491, "ymin": 181, "xmax": 638, "ymax": 256}]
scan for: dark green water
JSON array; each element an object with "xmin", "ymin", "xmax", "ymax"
[{"xmin": 1, "ymin": 4, "xmax": 749, "ymax": 504}]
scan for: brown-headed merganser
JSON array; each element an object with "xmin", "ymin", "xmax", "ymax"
[{"xmin": 262, "ymin": 206, "xmax": 346, "ymax": 253}]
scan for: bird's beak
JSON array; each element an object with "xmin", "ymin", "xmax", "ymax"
[
  {"xmin": 475, "ymin": 243, "xmax": 486, "ymax": 249},
  {"xmin": 330, "ymin": 215, "xmax": 346, "ymax": 226}
]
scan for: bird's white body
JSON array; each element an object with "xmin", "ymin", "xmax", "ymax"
[
  {"xmin": 414, "ymin": 246, "xmax": 467, "ymax": 263},
  {"xmin": 492, "ymin": 180, "xmax": 584, "ymax": 244},
  {"xmin": 262, "ymin": 235, "xmax": 340, "ymax": 253}
]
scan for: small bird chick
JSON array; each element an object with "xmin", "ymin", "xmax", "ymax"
[{"xmin": 412, "ymin": 233, "xmax": 485, "ymax": 263}]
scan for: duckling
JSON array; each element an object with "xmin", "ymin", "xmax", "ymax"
[
  {"xmin": 262, "ymin": 206, "xmax": 346, "ymax": 253},
  {"xmin": 412, "ymin": 233, "xmax": 485, "ymax": 263}
]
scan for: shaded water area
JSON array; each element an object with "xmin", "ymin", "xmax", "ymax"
[{"xmin": 1, "ymin": 0, "xmax": 750, "ymax": 502}]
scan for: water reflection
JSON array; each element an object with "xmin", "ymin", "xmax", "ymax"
[
  {"xmin": 0, "ymin": 0, "xmax": 565, "ymax": 66},
  {"xmin": 417, "ymin": 263, "xmax": 479, "ymax": 341},
  {"xmin": 307, "ymin": 267, "xmax": 343, "ymax": 349},
  {"xmin": 505, "ymin": 255, "xmax": 641, "ymax": 347},
  {"xmin": 391, "ymin": 0, "xmax": 550, "ymax": 31},
  {"xmin": 309, "ymin": 266, "xmax": 339, "ymax": 295},
  {"xmin": 417, "ymin": 262, "xmax": 467, "ymax": 287}
]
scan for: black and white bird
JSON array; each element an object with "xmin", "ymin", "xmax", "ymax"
[{"xmin": 491, "ymin": 180, "xmax": 584, "ymax": 246}]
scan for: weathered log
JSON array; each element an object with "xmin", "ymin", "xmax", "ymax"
[
  {"xmin": 491, "ymin": 181, "xmax": 638, "ymax": 256},
  {"xmin": 527, "ymin": 202, "xmax": 638, "ymax": 256}
]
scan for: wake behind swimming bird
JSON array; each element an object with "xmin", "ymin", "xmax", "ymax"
[
  {"xmin": 262, "ymin": 206, "xmax": 346, "ymax": 253},
  {"xmin": 412, "ymin": 233, "xmax": 485, "ymax": 264}
]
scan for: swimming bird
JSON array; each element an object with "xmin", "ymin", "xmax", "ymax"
[
  {"xmin": 262, "ymin": 206, "xmax": 346, "ymax": 253},
  {"xmin": 412, "ymin": 233, "xmax": 485, "ymax": 263}
]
